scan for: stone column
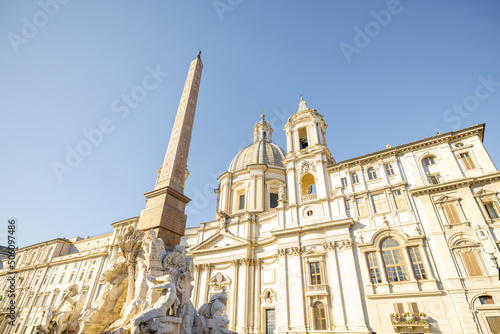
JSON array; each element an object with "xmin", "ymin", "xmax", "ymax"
[
  {"xmin": 276, "ymin": 250, "xmax": 290, "ymax": 333},
  {"xmin": 287, "ymin": 247, "xmax": 307, "ymax": 332},
  {"xmin": 236, "ymin": 259, "xmax": 250, "ymax": 332},
  {"xmin": 323, "ymin": 243, "xmax": 347, "ymax": 331},
  {"xmin": 230, "ymin": 260, "xmax": 239, "ymax": 331},
  {"xmin": 337, "ymin": 244, "xmax": 369, "ymax": 332},
  {"xmin": 254, "ymin": 260, "xmax": 262, "ymax": 334}
]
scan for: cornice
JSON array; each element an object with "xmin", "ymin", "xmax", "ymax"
[
  {"xmin": 328, "ymin": 124, "xmax": 485, "ymax": 172},
  {"xmin": 270, "ymin": 219, "xmax": 353, "ymax": 237},
  {"xmin": 409, "ymin": 172, "xmax": 500, "ymax": 197}
]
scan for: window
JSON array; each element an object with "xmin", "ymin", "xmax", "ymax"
[
  {"xmin": 301, "ymin": 173, "xmax": 316, "ymax": 196},
  {"xmin": 41, "ymin": 294, "xmax": 48, "ymax": 306},
  {"xmin": 356, "ymin": 198, "xmax": 368, "ymax": 216},
  {"xmin": 50, "ymin": 293, "xmax": 59, "ymax": 306},
  {"xmin": 393, "ymin": 303, "xmax": 404, "ymax": 314},
  {"xmin": 42, "ymin": 275, "xmax": 48, "ymax": 285},
  {"xmin": 480, "ymin": 295, "xmax": 495, "ymax": 305},
  {"xmin": 367, "ymin": 252, "xmax": 381, "ymax": 283},
  {"xmin": 408, "ymin": 302, "xmax": 419, "ymax": 314},
  {"xmin": 393, "ymin": 190, "xmax": 407, "ymax": 210},
  {"xmin": 298, "ymin": 127, "xmax": 308, "ymax": 149},
  {"xmin": 382, "ymin": 238, "xmax": 409, "ymax": 282},
  {"xmin": 34, "ymin": 295, "xmax": 41, "ymax": 307},
  {"xmin": 367, "ymin": 167, "xmax": 377, "ymax": 180},
  {"xmin": 484, "ymin": 202, "xmax": 500, "ymax": 219},
  {"xmin": 69, "ymin": 272, "xmax": 75, "ymax": 282},
  {"xmin": 352, "ymin": 172, "xmax": 359, "ymax": 184},
  {"xmin": 88, "ymin": 269, "xmax": 94, "ymax": 280},
  {"xmin": 459, "ymin": 152, "xmax": 476, "ymax": 170},
  {"xmin": 429, "ymin": 173, "xmax": 442, "ymax": 185},
  {"xmin": 461, "ymin": 250, "xmax": 483, "ymax": 277},
  {"xmin": 345, "ymin": 200, "xmax": 351, "ymax": 210},
  {"xmin": 79, "ymin": 271, "xmax": 85, "ymax": 281},
  {"xmin": 455, "ymin": 142, "xmax": 464, "ymax": 148},
  {"xmin": 423, "ymin": 156, "xmax": 436, "ymax": 166},
  {"xmin": 408, "ymin": 247, "xmax": 427, "ymax": 280},
  {"xmin": 443, "ymin": 203, "xmax": 461, "ymax": 225},
  {"xmin": 313, "ymin": 302, "xmax": 327, "ymax": 330},
  {"xmin": 341, "ymin": 177, "xmax": 348, "ymax": 188},
  {"xmin": 386, "ymin": 164, "xmax": 395, "ymax": 176},
  {"xmin": 372, "ymin": 194, "xmax": 388, "ymax": 213},
  {"xmin": 310, "ymin": 262, "xmax": 322, "ymax": 285},
  {"xmin": 25, "ymin": 296, "xmax": 32, "ymax": 307},
  {"xmin": 59, "ymin": 273, "xmax": 65, "ymax": 284},
  {"xmin": 270, "ymin": 193, "xmax": 279, "ymax": 209},
  {"xmin": 239, "ymin": 194, "xmax": 245, "ymax": 210},
  {"xmin": 50, "ymin": 275, "xmax": 56, "ymax": 284}
]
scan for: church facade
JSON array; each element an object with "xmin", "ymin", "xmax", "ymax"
[
  {"xmin": 1, "ymin": 54, "xmax": 500, "ymax": 333},
  {"xmin": 181, "ymin": 99, "xmax": 500, "ymax": 334}
]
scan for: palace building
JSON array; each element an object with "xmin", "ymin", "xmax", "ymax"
[{"xmin": 1, "ymin": 55, "xmax": 500, "ymax": 334}]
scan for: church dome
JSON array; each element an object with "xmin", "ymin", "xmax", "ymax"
[{"xmin": 229, "ymin": 114, "xmax": 286, "ymax": 172}]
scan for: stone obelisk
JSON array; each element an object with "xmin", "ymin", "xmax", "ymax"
[{"xmin": 137, "ymin": 53, "xmax": 203, "ymax": 249}]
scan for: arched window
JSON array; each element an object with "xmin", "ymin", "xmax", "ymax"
[
  {"xmin": 301, "ymin": 173, "xmax": 316, "ymax": 195},
  {"xmin": 422, "ymin": 156, "xmax": 436, "ymax": 167},
  {"xmin": 385, "ymin": 164, "xmax": 395, "ymax": 176},
  {"xmin": 59, "ymin": 273, "xmax": 65, "ymax": 284},
  {"xmin": 298, "ymin": 127, "xmax": 308, "ymax": 149},
  {"xmin": 381, "ymin": 238, "xmax": 409, "ymax": 282},
  {"xmin": 352, "ymin": 172, "xmax": 359, "ymax": 184},
  {"xmin": 88, "ymin": 269, "xmax": 94, "ymax": 280},
  {"xmin": 50, "ymin": 275, "xmax": 56, "ymax": 285},
  {"xmin": 79, "ymin": 271, "xmax": 85, "ymax": 281},
  {"xmin": 367, "ymin": 167, "xmax": 377, "ymax": 180},
  {"xmin": 69, "ymin": 272, "xmax": 75, "ymax": 282},
  {"xmin": 479, "ymin": 295, "xmax": 494, "ymax": 305},
  {"xmin": 313, "ymin": 302, "xmax": 327, "ymax": 330}
]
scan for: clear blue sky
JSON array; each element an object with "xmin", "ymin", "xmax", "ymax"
[{"xmin": 1, "ymin": 1, "xmax": 499, "ymax": 247}]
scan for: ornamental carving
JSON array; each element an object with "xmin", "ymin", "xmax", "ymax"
[
  {"xmin": 208, "ymin": 272, "xmax": 232, "ymax": 292},
  {"xmin": 299, "ymin": 161, "xmax": 316, "ymax": 175},
  {"xmin": 322, "ymin": 239, "xmax": 353, "ymax": 251}
]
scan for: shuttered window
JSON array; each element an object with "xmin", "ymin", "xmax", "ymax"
[
  {"xmin": 462, "ymin": 251, "xmax": 483, "ymax": 277},
  {"xmin": 459, "ymin": 152, "xmax": 476, "ymax": 170},
  {"xmin": 443, "ymin": 203, "xmax": 461, "ymax": 224}
]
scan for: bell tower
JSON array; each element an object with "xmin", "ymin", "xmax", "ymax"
[
  {"xmin": 283, "ymin": 97, "xmax": 334, "ymax": 208},
  {"xmin": 137, "ymin": 53, "xmax": 203, "ymax": 249}
]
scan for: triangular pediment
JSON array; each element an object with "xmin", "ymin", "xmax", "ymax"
[
  {"xmin": 474, "ymin": 188, "xmax": 498, "ymax": 197},
  {"xmin": 302, "ymin": 247, "xmax": 325, "ymax": 257},
  {"xmin": 189, "ymin": 230, "xmax": 249, "ymax": 253},
  {"xmin": 434, "ymin": 194, "xmax": 460, "ymax": 204}
]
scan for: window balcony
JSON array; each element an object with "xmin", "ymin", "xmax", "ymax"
[
  {"xmin": 301, "ymin": 194, "xmax": 317, "ymax": 203},
  {"xmin": 305, "ymin": 284, "xmax": 329, "ymax": 296},
  {"xmin": 390, "ymin": 313, "xmax": 430, "ymax": 333}
]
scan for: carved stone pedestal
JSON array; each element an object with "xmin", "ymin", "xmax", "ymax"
[
  {"xmin": 140, "ymin": 316, "xmax": 182, "ymax": 334},
  {"xmin": 206, "ymin": 319, "xmax": 237, "ymax": 334}
]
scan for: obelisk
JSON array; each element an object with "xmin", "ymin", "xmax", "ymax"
[{"xmin": 137, "ymin": 53, "xmax": 203, "ymax": 249}]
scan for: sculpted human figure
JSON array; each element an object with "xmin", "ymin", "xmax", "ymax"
[
  {"xmin": 198, "ymin": 289, "xmax": 229, "ymax": 324},
  {"xmin": 38, "ymin": 284, "xmax": 85, "ymax": 334},
  {"xmin": 129, "ymin": 274, "xmax": 178, "ymax": 334}
]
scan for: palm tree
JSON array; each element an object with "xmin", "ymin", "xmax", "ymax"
[{"xmin": 117, "ymin": 226, "xmax": 145, "ymax": 305}]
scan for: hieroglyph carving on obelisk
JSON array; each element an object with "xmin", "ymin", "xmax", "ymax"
[{"xmin": 156, "ymin": 56, "xmax": 203, "ymax": 193}]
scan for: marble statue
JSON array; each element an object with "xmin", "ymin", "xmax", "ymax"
[
  {"xmin": 35, "ymin": 225, "xmax": 233, "ymax": 334},
  {"xmin": 36, "ymin": 284, "xmax": 85, "ymax": 334},
  {"xmin": 129, "ymin": 274, "xmax": 178, "ymax": 334}
]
